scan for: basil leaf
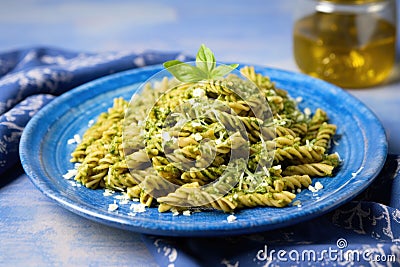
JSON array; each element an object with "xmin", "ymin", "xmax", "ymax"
[
  {"xmin": 164, "ymin": 61, "xmax": 207, "ymax": 82},
  {"xmin": 164, "ymin": 45, "xmax": 238, "ymax": 82},
  {"xmin": 210, "ymin": 63, "xmax": 239, "ymax": 78},
  {"xmin": 196, "ymin": 44, "xmax": 216, "ymax": 76},
  {"xmin": 163, "ymin": 60, "xmax": 184, "ymax": 69}
]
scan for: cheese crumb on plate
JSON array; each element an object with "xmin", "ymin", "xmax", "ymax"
[{"xmin": 227, "ymin": 214, "xmax": 237, "ymax": 223}]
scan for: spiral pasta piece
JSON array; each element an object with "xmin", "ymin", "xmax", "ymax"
[
  {"xmin": 231, "ymin": 191, "xmax": 296, "ymax": 209},
  {"xmin": 281, "ymin": 175, "xmax": 312, "ymax": 190},
  {"xmin": 239, "ymin": 65, "xmax": 275, "ymax": 91},
  {"xmin": 274, "ymin": 145, "xmax": 326, "ymax": 164},
  {"xmin": 199, "ymin": 79, "xmax": 235, "ymax": 96},
  {"xmin": 157, "ymin": 182, "xmax": 216, "ymax": 209},
  {"xmin": 314, "ymin": 123, "xmax": 337, "ymax": 149},
  {"xmin": 290, "ymin": 123, "xmax": 308, "ymax": 138},
  {"xmin": 275, "ymin": 126, "xmax": 296, "ymax": 138},
  {"xmin": 181, "ymin": 166, "xmax": 226, "ymax": 184},
  {"xmin": 304, "ymin": 108, "xmax": 328, "ymax": 141},
  {"xmin": 267, "ymin": 135, "xmax": 299, "ymax": 149},
  {"xmin": 282, "ymin": 163, "xmax": 335, "ymax": 177}
]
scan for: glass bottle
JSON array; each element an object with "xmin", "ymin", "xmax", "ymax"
[{"xmin": 293, "ymin": 0, "xmax": 397, "ymax": 88}]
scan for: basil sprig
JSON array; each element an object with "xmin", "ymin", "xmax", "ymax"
[{"xmin": 164, "ymin": 44, "xmax": 239, "ymax": 82}]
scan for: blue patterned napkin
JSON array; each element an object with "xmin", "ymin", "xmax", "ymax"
[
  {"xmin": 0, "ymin": 47, "xmax": 192, "ymax": 175},
  {"xmin": 142, "ymin": 155, "xmax": 400, "ymax": 267}
]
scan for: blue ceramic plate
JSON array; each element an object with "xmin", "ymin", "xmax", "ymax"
[{"xmin": 20, "ymin": 65, "xmax": 387, "ymax": 236}]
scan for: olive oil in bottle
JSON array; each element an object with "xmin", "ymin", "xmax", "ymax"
[{"xmin": 293, "ymin": 0, "xmax": 397, "ymax": 88}]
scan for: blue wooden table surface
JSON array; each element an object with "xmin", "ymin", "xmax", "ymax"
[{"xmin": 0, "ymin": 1, "xmax": 399, "ymax": 266}]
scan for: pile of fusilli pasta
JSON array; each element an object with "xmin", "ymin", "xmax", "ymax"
[{"xmin": 70, "ymin": 66, "xmax": 340, "ymax": 213}]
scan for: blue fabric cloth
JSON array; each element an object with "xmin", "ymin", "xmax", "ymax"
[
  {"xmin": 0, "ymin": 47, "xmax": 192, "ymax": 174},
  {"xmin": 142, "ymin": 155, "xmax": 400, "ymax": 267}
]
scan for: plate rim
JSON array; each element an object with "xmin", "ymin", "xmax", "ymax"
[{"xmin": 19, "ymin": 64, "xmax": 388, "ymax": 236}]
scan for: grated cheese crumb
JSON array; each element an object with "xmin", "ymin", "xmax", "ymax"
[
  {"xmin": 182, "ymin": 210, "xmax": 191, "ymax": 216},
  {"xmin": 73, "ymin": 134, "xmax": 82, "ymax": 144},
  {"xmin": 172, "ymin": 211, "xmax": 180, "ymax": 216},
  {"xmin": 314, "ymin": 181, "xmax": 324, "ymax": 190},
  {"xmin": 191, "ymin": 121, "xmax": 202, "ymax": 127},
  {"xmin": 304, "ymin": 107, "xmax": 311, "ymax": 116},
  {"xmin": 193, "ymin": 88, "xmax": 206, "ymax": 98},
  {"xmin": 114, "ymin": 193, "xmax": 130, "ymax": 205},
  {"xmin": 305, "ymin": 139, "xmax": 313, "ymax": 151},
  {"xmin": 67, "ymin": 138, "xmax": 76, "ymax": 145},
  {"xmin": 308, "ymin": 181, "xmax": 324, "ymax": 193},
  {"xmin": 292, "ymin": 200, "xmax": 302, "ymax": 207},
  {"xmin": 308, "ymin": 185, "xmax": 317, "ymax": 193},
  {"xmin": 193, "ymin": 133, "xmax": 203, "ymax": 141},
  {"xmin": 171, "ymin": 208, "xmax": 180, "ymax": 216},
  {"xmin": 88, "ymin": 119, "xmax": 95, "ymax": 127},
  {"xmin": 66, "ymin": 133, "xmax": 82, "ymax": 145},
  {"xmin": 227, "ymin": 214, "xmax": 237, "ymax": 223},
  {"xmin": 63, "ymin": 169, "xmax": 77, "ymax": 179},
  {"xmin": 130, "ymin": 203, "xmax": 146, "ymax": 213},
  {"xmin": 103, "ymin": 189, "xmax": 115, "ymax": 196},
  {"xmin": 272, "ymin": 165, "xmax": 281, "ymax": 170},
  {"xmin": 108, "ymin": 201, "xmax": 119, "ymax": 212}
]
